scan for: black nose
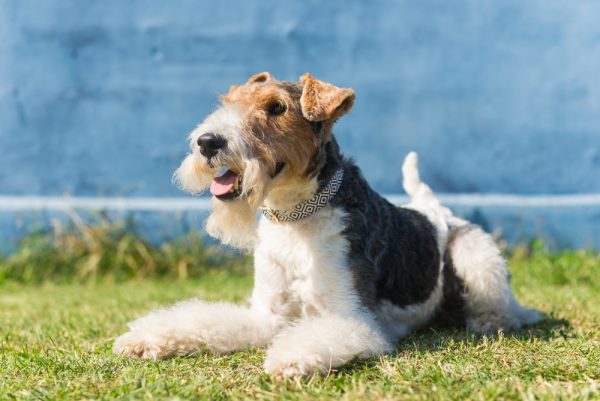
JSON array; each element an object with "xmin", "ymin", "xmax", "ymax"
[{"xmin": 197, "ymin": 133, "xmax": 227, "ymax": 158}]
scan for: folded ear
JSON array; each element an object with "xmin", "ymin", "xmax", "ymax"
[{"xmin": 299, "ymin": 73, "xmax": 355, "ymax": 122}]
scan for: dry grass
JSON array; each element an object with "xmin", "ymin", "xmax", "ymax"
[{"xmin": 0, "ymin": 213, "xmax": 249, "ymax": 284}]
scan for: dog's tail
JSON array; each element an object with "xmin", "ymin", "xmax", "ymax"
[
  {"xmin": 402, "ymin": 152, "xmax": 459, "ymax": 220},
  {"xmin": 402, "ymin": 152, "xmax": 437, "ymax": 202}
]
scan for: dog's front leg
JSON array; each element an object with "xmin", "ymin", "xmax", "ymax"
[
  {"xmin": 264, "ymin": 314, "xmax": 393, "ymax": 377},
  {"xmin": 256, "ymin": 223, "xmax": 394, "ymax": 377},
  {"xmin": 113, "ymin": 299, "xmax": 282, "ymax": 360}
]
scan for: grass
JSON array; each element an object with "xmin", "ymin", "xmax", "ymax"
[
  {"xmin": 0, "ymin": 224, "xmax": 599, "ymax": 400},
  {"xmin": 0, "ymin": 214, "xmax": 250, "ymax": 284}
]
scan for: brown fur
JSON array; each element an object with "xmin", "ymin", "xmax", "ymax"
[
  {"xmin": 299, "ymin": 73, "xmax": 355, "ymax": 123},
  {"xmin": 221, "ymin": 73, "xmax": 354, "ymax": 182},
  {"xmin": 175, "ymin": 72, "xmax": 357, "ymax": 247}
]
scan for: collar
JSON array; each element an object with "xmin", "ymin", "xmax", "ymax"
[{"xmin": 261, "ymin": 167, "xmax": 344, "ymax": 223}]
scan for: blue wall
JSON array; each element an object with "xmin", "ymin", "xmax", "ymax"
[{"xmin": 1, "ymin": 1, "xmax": 599, "ymax": 248}]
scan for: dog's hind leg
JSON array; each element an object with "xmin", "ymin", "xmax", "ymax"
[
  {"xmin": 402, "ymin": 152, "xmax": 541, "ymax": 332},
  {"xmin": 113, "ymin": 300, "xmax": 283, "ymax": 360},
  {"xmin": 448, "ymin": 225, "xmax": 542, "ymax": 333}
]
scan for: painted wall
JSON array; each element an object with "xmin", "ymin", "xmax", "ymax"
[{"xmin": 1, "ymin": 1, "xmax": 599, "ymax": 248}]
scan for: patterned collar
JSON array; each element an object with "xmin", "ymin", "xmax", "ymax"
[{"xmin": 261, "ymin": 167, "xmax": 344, "ymax": 223}]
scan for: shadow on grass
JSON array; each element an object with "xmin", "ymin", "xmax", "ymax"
[
  {"xmin": 399, "ymin": 315, "xmax": 571, "ymax": 350},
  {"xmin": 335, "ymin": 316, "xmax": 571, "ymax": 376}
]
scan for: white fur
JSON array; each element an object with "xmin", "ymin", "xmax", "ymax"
[
  {"xmin": 117, "ymin": 97, "xmax": 542, "ymax": 377},
  {"xmin": 113, "ymin": 300, "xmax": 282, "ymax": 359},
  {"xmin": 376, "ymin": 273, "xmax": 444, "ymax": 341},
  {"xmin": 253, "ymin": 207, "xmax": 358, "ymax": 319},
  {"xmin": 172, "ymin": 154, "xmax": 213, "ymax": 194},
  {"xmin": 205, "ymin": 197, "xmax": 258, "ymax": 250},
  {"xmin": 449, "ymin": 226, "xmax": 542, "ymax": 332},
  {"xmin": 264, "ymin": 315, "xmax": 392, "ymax": 377}
]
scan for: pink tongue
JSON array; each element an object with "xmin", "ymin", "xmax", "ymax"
[{"xmin": 210, "ymin": 170, "xmax": 238, "ymax": 196}]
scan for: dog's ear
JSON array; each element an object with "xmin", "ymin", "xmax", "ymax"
[
  {"xmin": 224, "ymin": 73, "xmax": 273, "ymax": 99},
  {"xmin": 247, "ymin": 72, "xmax": 273, "ymax": 84},
  {"xmin": 299, "ymin": 73, "xmax": 355, "ymax": 122}
]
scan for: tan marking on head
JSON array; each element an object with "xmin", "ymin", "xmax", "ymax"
[
  {"xmin": 217, "ymin": 72, "xmax": 355, "ymax": 208},
  {"xmin": 221, "ymin": 74, "xmax": 320, "ymax": 180},
  {"xmin": 299, "ymin": 73, "xmax": 355, "ymax": 122}
]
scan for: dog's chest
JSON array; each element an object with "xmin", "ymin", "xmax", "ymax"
[{"xmin": 256, "ymin": 207, "xmax": 358, "ymax": 317}]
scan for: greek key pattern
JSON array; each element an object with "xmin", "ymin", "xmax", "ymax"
[{"xmin": 261, "ymin": 168, "xmax": 344, "ymax": 223}]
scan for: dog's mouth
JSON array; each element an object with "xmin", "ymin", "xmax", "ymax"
[{"xmin": 210, "ymin": 168, "xmax": 242, "ymax": 201}]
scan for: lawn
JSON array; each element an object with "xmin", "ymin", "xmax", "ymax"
[{"xmin": 1, "ymin": 242, "xmax": 599, "ymax": 400}]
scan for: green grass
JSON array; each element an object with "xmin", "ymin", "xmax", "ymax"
[{"xmin": 0, "ymin": 232, "xmax": 599, "ymax": 400}]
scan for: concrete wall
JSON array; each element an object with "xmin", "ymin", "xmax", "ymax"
[{"xmin": 1, "ymin": 1, "xmax": 599, "ymax": 249}]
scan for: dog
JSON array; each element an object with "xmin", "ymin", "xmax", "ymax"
[{"xmin": 114, "ymin": 72, "xmax": 542, "ymax": 377}]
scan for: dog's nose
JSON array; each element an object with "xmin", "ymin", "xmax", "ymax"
[{"xmin": 197, "ymin": 133, "xmax": 227, "ymax": 158}]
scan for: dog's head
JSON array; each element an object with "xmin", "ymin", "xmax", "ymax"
[{"xmin": 174, "ymin": 72, "xmax": 354, "ymax": 248}]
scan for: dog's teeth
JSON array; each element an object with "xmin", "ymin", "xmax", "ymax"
[{"xmin": 215, "ymin": 167, "xmax": 228, "ymax": 178}]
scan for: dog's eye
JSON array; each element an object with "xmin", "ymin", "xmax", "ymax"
[{"xmin": 267, "ymin": 101, "xmax": 286, "ymax": 116}]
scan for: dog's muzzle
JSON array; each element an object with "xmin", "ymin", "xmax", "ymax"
[{"xmin": 197, "ymin": 132, "xmax": 227, "ymax": 159}]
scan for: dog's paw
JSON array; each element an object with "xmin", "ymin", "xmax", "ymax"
[
  {"xmin": 113, "ymin": 331, "xmax": 164, "ymax": 360},
  {"xmin": 264, "ymin": 351, "xmax": 328, "ymax": 378}
]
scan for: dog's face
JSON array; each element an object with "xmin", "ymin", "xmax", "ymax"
[
  {"xmin": 173, "ymin": 72, "xmax": 354, "ymax": 248},
  {"xmin": 175, "ymin": 72, "xmax": 355, "ymax": 208}
]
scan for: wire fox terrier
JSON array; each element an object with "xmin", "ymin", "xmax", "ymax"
[{"xmin": 114, "ymin": 72, "xmax": 542, "ymax": 377}]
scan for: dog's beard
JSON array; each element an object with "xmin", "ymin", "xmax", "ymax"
[
  {"xmin": 175, "ymin": 152, "xmax": 272, "ymax": 250},
  {"xmin": 172, "ymin": 153, "xmax": 214, "ymax": 195},
  {"xmin": 206, "ymin": 197, "xmax": 258, "ymax": 250}
]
